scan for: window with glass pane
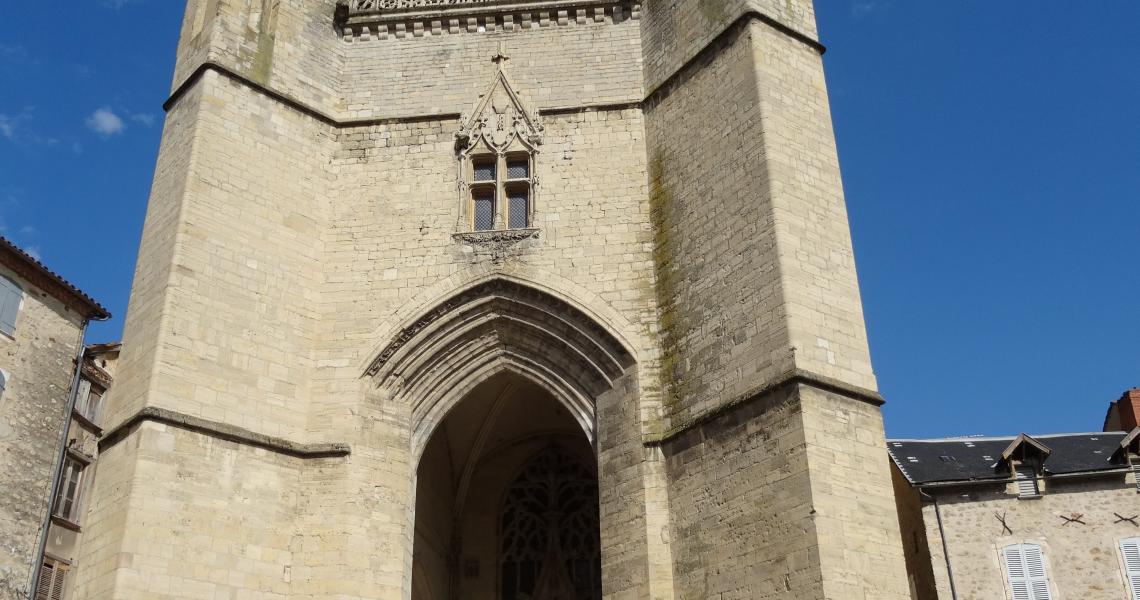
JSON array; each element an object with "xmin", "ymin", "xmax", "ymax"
[
  {"xmin": 53, "ymin": 457, "xmax": 85, "ymax": 524},
  {"xmin": 507, "ymin": 158, "xmax": 529, "ymax": 180},
  {"xmin": 474, "ymin": 190, "xmax": 496, "ymax": 231},
  {"xmin": 508, "ymin": 188, "xmax": 529, "ymax": 229},
  {"xmin": 473, "ymin": 159, "xmax": 496, "ymax": 182}
]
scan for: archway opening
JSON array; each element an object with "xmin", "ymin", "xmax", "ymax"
[{"xmin": 411, "ymin": 371, "xmax": 601, "ymax": 600}]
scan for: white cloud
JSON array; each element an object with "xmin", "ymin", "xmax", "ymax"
[
  {"xmin": 129, "ymin": 112, "xmax": 156, "ymax": 127},
  {"xmin": 0, "ymin": 110, "xmax": 54, "ymax": 146},
  {"xmin": 852, "ymin": 1, "xmax": 887, "ymax": 17},
  {"xmin": 24, "ymin": 246, "xmax": 41, "ymax": 261},
  {"xmin": 86, "ymin": 107, "xmax": 126, "ymax": 136}
]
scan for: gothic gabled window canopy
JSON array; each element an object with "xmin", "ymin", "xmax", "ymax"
[{"xmin": 455, "ymin": 47, "xmax": 543, "ymax": 241}]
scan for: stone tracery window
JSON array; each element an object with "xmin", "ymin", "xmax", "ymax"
[
  {"xmin": 455, "ymin": 51, "xmax": 542, "ymax": 236},
  {"xmin": 500, "ymin": 445, "xmax": 601, "ymax": 600},
  {"xmin": 467, "ymin": 152, "xmax": 534, "ymax": 230}
]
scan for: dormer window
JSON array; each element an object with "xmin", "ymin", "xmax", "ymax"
[{"xmin": 1001, "ymin": 433, "xmax": 1051, "ymax": 499}]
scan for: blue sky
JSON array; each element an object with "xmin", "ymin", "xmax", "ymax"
[{"xmin": 1, "ymin": 2, "xmax": 1137, "ymax": 439}]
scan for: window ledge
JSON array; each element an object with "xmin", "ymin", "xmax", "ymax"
[
  {"xmin": 50, "ymin": 515, "xmax": 82, "ymax": 533},
  {"xmin": 71, "ymin": 410, "xmax": 103, "ymax": 437},
  {"xmin": 1017, "ymin": 494, "xmax": 1043, "ymax": 500},
  {"xmin": 453, "ymin": 228, "xmax": 540, "ymax": 251}
]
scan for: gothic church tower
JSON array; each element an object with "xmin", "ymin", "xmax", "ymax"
[{"xmin": 75, "ymin": 0, "xmax": 910, "ymax": 597}]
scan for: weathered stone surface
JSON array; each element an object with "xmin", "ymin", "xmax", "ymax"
[
  {"xmin": 75, "ymin": 0, "xmax": 910, "ymax": 597},
  {"xmin": 0, "ymin": 264, "xmax": 86, "ymax": 599},
  {"xmin": 898, "ymin": 469, "xmax": 1140, "ymax": 600}
]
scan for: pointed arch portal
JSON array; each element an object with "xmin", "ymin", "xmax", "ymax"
[{"xmin": 370, "ymin": 279, "xmax": 636, "ymax": 600}]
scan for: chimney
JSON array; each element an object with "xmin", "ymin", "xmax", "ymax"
[{"xmin": 1104, "ymin": 388, "xmax": 1140, "ymax": 432}]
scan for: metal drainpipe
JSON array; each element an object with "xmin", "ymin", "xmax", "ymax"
[
  {"xmin": 27, "ymin": 318, "xmax": 89, "ymax": 599},
  {"xmin": 921, "ymin": 487, "xmax": 959, "ymax": 600}
]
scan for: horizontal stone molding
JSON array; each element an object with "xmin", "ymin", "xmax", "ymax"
[
  {"xmin": 100, "ymin": 406, "xmax": 352, "ymax": 459},
  {"xmin": 341, "ymin": 0, "xmax": 638, "ymax": 42},
  {"xmin": 164, "ymin": 9, "xmax": 819, "ymax": 125},
  {"xmin": 643, "ymin": 368, "xmax": 885, "ymax": 447}
]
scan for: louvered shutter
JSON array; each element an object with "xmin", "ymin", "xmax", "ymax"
[
  {"xmin": 1132, "ymin": 463, "xmax": 1140, "ymax": 492},
  {"xmin": 1015, "ymin": 466, "xmax": 1039, "ymax": 497},
  {"xmin": 73, "ymin": 379, "xmax": 92, "ymax": 418},
  {"xmin": 1003, "ymin": 544, "xmax": 1052, "ymax": 600},
  {"xmin": 35, "ymin": 562, "xmax": 54, "ymax": 600},
  {"xmin": 35, "ymin": 560, "xmax": 67, "ymax": 600},
  {"xmin": 50, "ymin": 566, "xmax": 65, "ymax": 600},
  {"xmin": 1122, "ymin": 538, "xmax": 1140, "ymax": 599},
  {"xmin": 0, "ymin": 276, "xmax": 21, "ymax": 336}
]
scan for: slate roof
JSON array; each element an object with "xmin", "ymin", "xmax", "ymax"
[{"xmin": 888, "ymin": 432, "xmax": 1129, "ymax": 486}]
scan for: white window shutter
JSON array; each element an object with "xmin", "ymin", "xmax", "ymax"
[
  {"xmin": 1003, "ymin": 544, "xmax": 1052, "ymax": 600},
  {"xmin": 0, "ymin": 276, "xmax": 21, "ymax": 336},
  {"xmin": 1122, "ymin": 538, "xmax": 1140, "ymax": 600},
  {"xmin": 74, "ymin": 379, "xmax": 92, "ymax": 417},
  {"xmin": 1015, "ymin": 466, "xmax": 1039, "ymax": 497}
]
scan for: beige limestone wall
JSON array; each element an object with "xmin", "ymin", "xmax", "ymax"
[
  {"xmin": 0, "ymin": 266, "xmax": 85, "ymax": 599},
  {"xmin": 80, "ymin": 62, "xmax": 335, "ymax": 597},
  {"xmin": 80, "ymin": 0, "xmax": 913, "ymax": 598},
  {"xmin": 106, "ymin": 69, "xmax": 333, "ymax": 440},
  {"xmin": 799, "ymin": 385, "xmax": 909, "ymax": 600},
  {"xmin": 173, "ymin": 0, "xmax": 343, "ymax": 110},
  {"xmin": 640, "ymin": 0, "xmax": 818, "ymax": 91},
  {"xmin": 339, "ymin": 14, "xmax": 643, "ymax": 119},
  {"xmin": 645, "ymin": 19, "xmax": 794, "ymax": 426},
  {"xmin": 922, "ymin": 476, "xmax": 1140, "ymax": 600},
  {"xmin": 661, "ymin": 384, "xmax": 822, "ymax": 599},
  {"xmin": 891, "ymin": 465, "xmax": 937, "ymax": 599},
  {"xmin": 73, "ymin": 421, "xmax": 305, "ymax": 600},
  {"xmin": 644, "ymin": 17, "xmax": 877, "ymax": 428},
  {"xmin": 102, "ymin": 82, "xmax": 202, "ymax": 431}
]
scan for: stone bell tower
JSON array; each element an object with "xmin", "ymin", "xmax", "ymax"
[{"xmin": 72, "ymin": 0, "xmax": 910, "ymax": 597}]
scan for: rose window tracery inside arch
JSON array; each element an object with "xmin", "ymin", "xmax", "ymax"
[{"xmin": 499, "ymin": 445, "xmax": 601, "ymax": 600}]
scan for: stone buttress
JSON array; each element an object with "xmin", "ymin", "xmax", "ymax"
[{"xmin": 73, "ymin": 0, "xmax": 910, "ymax": 598}]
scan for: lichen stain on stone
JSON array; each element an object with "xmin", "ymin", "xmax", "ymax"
[
  {"xmin": 251, "ymin": 32, "xmax": 276, "ymax": 85},
  {"xmin": 648, "ymin": 151, "xmax": 695, "ymax": 419},
  {"xmin": 698, "ymin": 0, "xmax": 728, "ymax": 27}
]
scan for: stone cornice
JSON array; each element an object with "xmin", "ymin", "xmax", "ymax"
[
  {"xmin": 165, "ymin": 10, "xmax": 821, "ymax": 125},
  {"xmin": 100, "ymin": 406, "xmax": 352, "ymax": 459},
  {"xmin": 341, "ymin": 0, "xmax": 638, "ymax": 42},
  {"xmin": 643, "ymin": 368, "xmax": 885, "ymax": 447}
]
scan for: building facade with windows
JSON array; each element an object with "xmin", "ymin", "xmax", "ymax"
[
  {"xmin": 69, "ymin": 0, "xmax": 916, "ymax": 598},
  {"xmin": 890, "ymin": 410, "xmax": 1140, "ymax": 600},
  {"xmin": 0, "ymin": 238, "xmax": 109, "ymax": 600},
  {"xmin": 36, "ymin": 343, "xmax": 119, "ymax": 600}
]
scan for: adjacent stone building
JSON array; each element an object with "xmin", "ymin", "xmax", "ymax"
[
  {"xmin": 0, "ymin": 238, "xmax": 109, "ymax": 600},
  {"xmin": 74, "ymin": 0, "xmax": 912, "ymax": 598},
  {"xmin": 890, "ymin": 393, "xmax": 1140, "ymax": 600},
  {"xmin": 36, "ymin": 343, "xmax": 119, "ymax": 600}
]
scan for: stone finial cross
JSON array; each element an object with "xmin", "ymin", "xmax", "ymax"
[{"xmin": 492, "ymin": 43, "xmax": 510, "ymax": 66}]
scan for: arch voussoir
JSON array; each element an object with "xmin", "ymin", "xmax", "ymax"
[{"xmin": 366, "ymin": 278, "xmax": 636, "ymax": 459}]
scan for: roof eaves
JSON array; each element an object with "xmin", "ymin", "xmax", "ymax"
[{"xmin": 0, "ymin": 236, "xmax": 111, "ymax": 320}]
